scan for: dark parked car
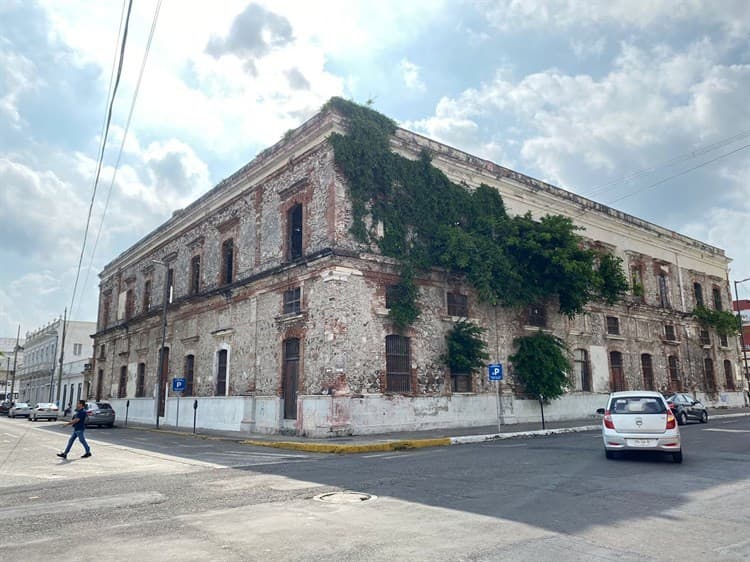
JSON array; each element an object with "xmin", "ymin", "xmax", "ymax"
[
  {"xmin": 665, "ymin": 393, "xmax": 708, "ymax": 425},
  {"xmin": 84, "ymin": 401, "xmax": 116, "ymax": 428},
  {"xmin": 0, "ymin": 401, "xmax": 11, "ymax": 416}
]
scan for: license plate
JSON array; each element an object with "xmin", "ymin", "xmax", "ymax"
[{"xmin": 628, "ymin": 439, "xmax": 655, "ymax": 447}]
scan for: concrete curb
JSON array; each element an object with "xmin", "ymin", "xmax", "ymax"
[
  {"xmin": 240, "ymin": 437, "xmax": 452, "ymax": 454},
  {"xmin": 450, "ymin": 424, "xmax": 601, "ymax": 445}
]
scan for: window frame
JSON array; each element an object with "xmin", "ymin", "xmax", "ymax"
[
  {"xmin": 447, "ymin": 292, "xmax": 468, "ymax": 317},
  {"xmin": 221, "ymin": 239, "xmax": 234, "ymax": 285},
  {"xmin": 385, "ymin": 335, "xmax": 411, "ymax": 393},
  {"xmin": 287, "ymin": 203, "xmax": 303, "ymax": 260},
  {"xmin": 283, "ymin": 287, "xmax": 302, "ymax": 315},
  {"xmin": 606, "ymin": 316, "xmax": 620, "ymax": 335},
  {"xmin": 189, "ymin": 255, "xmax": 201, "ymax": 295}
]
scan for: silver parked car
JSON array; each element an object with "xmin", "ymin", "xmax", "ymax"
[
  {"xmin": 84, "ymin": 401, "xmax": 116, "ymax": 428},
  {"xmin": 9, "ymin": 402, "xmax": 31, "ymax": 418},
  {"xmin": 596, "ymin": 391, "xmax": 682, "ymax": 463},
  {"xmin": 30, "ymin": 402, "xmax": 60, "ymax": 421}
]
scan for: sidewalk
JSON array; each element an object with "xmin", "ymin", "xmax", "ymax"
[{"xmin": 121, "ymin": 406, "xmax": 750, "ymax": 454}]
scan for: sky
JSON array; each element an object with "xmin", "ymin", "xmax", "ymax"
[{"xmin": 1, "ymin": 0, "xmax": 749, "ymax": 338}]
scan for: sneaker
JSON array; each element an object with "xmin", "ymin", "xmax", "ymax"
[
  {"xmin": 81, "ymin": 452, "xmax": 92, "ymax": 458},
  {"xmin": 56, "ymin": 452, "xmax": 67, "ymax": 459}
]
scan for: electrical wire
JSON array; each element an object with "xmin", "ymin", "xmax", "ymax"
[
  {"xmin": 68, "ymin": 0, "xmax": 134, "ymax": 316},
  {"xmin": 76, "ymin": 0, "xmax": 163, "ymax": 318}
]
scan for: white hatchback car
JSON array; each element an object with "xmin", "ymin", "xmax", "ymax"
[{"xmin": 596, "ymin": 391, "xmax": 682, "ymax": 463}]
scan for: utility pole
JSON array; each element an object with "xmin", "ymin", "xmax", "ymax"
[
  {"xmin": 10, "ymin": 325, "xmax": 20, "ymax": 404},
  {"xmin": 56, "ymin": 308, "xmax": 68, "ymax": 409}
]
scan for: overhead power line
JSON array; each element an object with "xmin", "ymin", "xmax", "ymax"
[{"xmin": 69, "ymin": 0, "xmax": 134, "ymax": 317}]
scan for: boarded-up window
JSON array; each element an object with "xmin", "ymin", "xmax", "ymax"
[
  {"xmin": 184, "ymin": 355, "xmax": 194, "ymax": 396},
  {"xmin": 282, "ymin": 339, "xmax": 299, "ymax": 419},
  {"xmin": 190, "ymin": 256, "xmax": 201, "ymax": 294},
  {"xmin": 221, "ymin": 240, "xmax": 234, "ymax": 285},
  {"xmin": 641, "ymin": 354, "xmax": 654, "ymax": 391},
  {"xmin": 527, "ymin": 303, "xmax": 546, "ymax": 327},
  {"xmin": 386, "ymin": 335, "xmax": 411, "ymax": 393},
  {"xmin": 693, "ymin": 283, "xmax": 703, "ymax": 307},
  {"xmin": 668, "ymin": 355, "xmax": 681, "ymax": 391},
  {"xmin": 143, "ymin": 280, "xmax": 151, "ymax": 311},
  {"xmin": 288, "ymin": 204, "xmax": 303, "ymax": 260},
  {"xmin": 658, "ymin": 274, "xmax": 670, "ymax": 308},
  {"xmin": 610, "ymin": 351, "xmax": 625, "ymax": 392},
  {"xmin": 723, "ymin": 360, "xmax": 734, "ymax": 390},
  {"xmin": 574, "ymin": 348, "xmax": 591, "ymax": 391},
  {"xmin": 136, "ymin": 363, "xmax": 145, "ymax": 398},
  {"xmin": 712, "ymin": 286, "xmax": 722, "ymax": 311},
  {"xmin": 118, "ymin": 366, "xmax": 127, "ymax": 399},
  {"xmin": 447, "ymin": 292, "xmax": 468, "ymax": 317},
  {"xmin": 216, "ymin": 349, "xmax": 228, "ymax": 396},
  {"xmin": 704, "ymin": 358, "xmax": 716, "ymax": 392},
  {"xmin": 606, "ymin": 316, "xmax": 620, "ymax": 335}
]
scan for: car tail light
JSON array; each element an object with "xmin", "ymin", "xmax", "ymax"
[
  {"xmin": 603, "ymin": 410, "xmax": 615, "ymax": 429},
  {"xmin": 666, "ymin": 410, "xmax": 677, "ymax": 429}
]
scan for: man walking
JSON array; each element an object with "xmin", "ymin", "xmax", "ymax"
[{"xmin": 57, "ymin": 399, "xmax": 91, "ymax": 459}]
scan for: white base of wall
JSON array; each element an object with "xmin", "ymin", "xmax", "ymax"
[{"xmin": 106, "ymin": 390, "xmax": 748, "ymax": 437}]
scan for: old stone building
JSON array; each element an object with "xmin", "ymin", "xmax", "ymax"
[{"xmin": 93, "ymin": 101, "xmax": 743, "ymax": 436}]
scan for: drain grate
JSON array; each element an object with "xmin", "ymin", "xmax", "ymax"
[{"xmin": 313, "ymin": 491, "xmax": 377, "ymax": 504}]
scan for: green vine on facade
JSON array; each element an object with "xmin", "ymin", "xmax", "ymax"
[
  {"xmin": 441, "ymin": 320, "xmax": 490, "ymax": 375},
  {"xmin": 509, "ymin": 332, "xmax": 572, "ymax": 401},
  {"xmin": 692, "ymin": 305, "xmax": 741, "ymax": 337},
  {"xmin": 326, "ymin": 97, "xmax": 629, "ymax": 328}
]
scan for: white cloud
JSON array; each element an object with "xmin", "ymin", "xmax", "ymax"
[{"xmin": 399, "ymin": 59, "xmax": 426, "ymax": 92}]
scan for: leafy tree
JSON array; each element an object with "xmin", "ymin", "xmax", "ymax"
[
  {"xmin": 692, "ymin": 305, "xmax": 741, "ymax": 337},
  {"xmin": 509, "ymin": 331, "xmax": 571, "ymax": 401},
  {"xmin": 441, "ymin": 321, "xmax": 490, "ymax": 374}
]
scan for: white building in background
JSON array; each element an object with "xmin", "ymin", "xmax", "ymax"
[
  {"xmin": 0, "ymin": 337, "xmax": 24, "ymax": 401},
  {"xmin": 18, "ymin": 319, "xmax": 95, "ymax": 407}
]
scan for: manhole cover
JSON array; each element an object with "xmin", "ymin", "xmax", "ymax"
[{"xmin": 313, "ymin": 491, "xmax": 377, "ymax": 504}]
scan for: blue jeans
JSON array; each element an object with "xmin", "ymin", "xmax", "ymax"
[{"xmin": 64, "ymin": 429, "xmax": 90, "ymax": 455}]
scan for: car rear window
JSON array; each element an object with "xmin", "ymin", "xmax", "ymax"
[
  {"xmin": 609, "ymin": 396, "xmax": 666, "ymax": 414},
  {"xmin": 95, "ymin": 403, "xmax": 113, "ymax": 410}
]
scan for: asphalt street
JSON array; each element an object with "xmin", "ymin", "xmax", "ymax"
[{"xmin": 0, "ymin": 414, "xmax": 748, "ymax": 561}]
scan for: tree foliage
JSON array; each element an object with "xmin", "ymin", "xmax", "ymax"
[
  {"xmin": 441, "ymin": 320, "xmax": 490, "ymax": 374},
  {"xmin": 509, "ymin": 332, "xmax": 571, "ymax": 401},
  {"xmin": 692, "ymin": 305, "xmax": 741, "ymax": 337},
  {"xmin": 326, "ymin": 96, "xmax": 629, "ymax": 326}
]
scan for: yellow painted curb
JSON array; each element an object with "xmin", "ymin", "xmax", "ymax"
[{"xmin": 240, "ymin": 437, "xmax": 452, "ymax": 454}]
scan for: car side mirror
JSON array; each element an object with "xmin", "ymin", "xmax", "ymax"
[{"xmin": 596, "ymin": 408, "xmax": 605, "ymax": 415}]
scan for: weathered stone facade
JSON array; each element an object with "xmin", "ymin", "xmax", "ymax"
[{"xmin": 92, "ymin": 105, "xmax": 744, "ymax": 436}]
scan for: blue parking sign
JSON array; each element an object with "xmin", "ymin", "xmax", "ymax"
[
  {"xmin": 172, "ymin": 377, "xmax": 187, "ymax": 392},
  {"xmin": 488, "ymin": 364, "xmax": 503, "ymax": 381}
]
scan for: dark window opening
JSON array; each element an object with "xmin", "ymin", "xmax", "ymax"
[
  {"xmin": 574, "ymin": 349, "xmax": 591, "ymax": 391},
  {"xmin": 641, "ymin": 354, "xmax": 654, "ymax": 391},
  {"xmin": 143, "ymin": 280, "xmax": 152, "ymax": 311},
  {"xmin": 167, "ymin": 268, "xmax": 175, "ymax": 303},
  {"xmin": 719, "ymin": 333, "xmax": 728, "ymax": 347},
  {"xmin": 190, "ymin": 255, "xmax": 201, "ymax": 295},
  {"xmin": 96, "ymin": 370, "xmax": 103, "ymax": 401},
  {"xmin": 283, "ymin": 287, "xmax": 302, "ymax": 315},
  {"xmin": 527, "ymin": 303, "xmax": 547, "ymax": 327},
  {"xmin": 668, "ymin": 355, "xmax": 681, "ymax": 391},
  {"xmin": 125, "ymin": 289, "xmax": 135, "ymax": 320},
  {"xmin": 723, "ymin": 360, "xmax": 734, "ymax": 390},
  {"xmin": 98, "ymin": 344, "xmax": 106, "ymax": 360},
  {"xmin": 136, "ymin": 363, "xmax": 145, "ymax": 398},
  {"xmin": 606, "ymin": 316, "xmax": 620, "ymax": 335},
  {"xmin": 712, "ymin": 287, "xmax": 722, "ymax": 310},
  {"xmin": 693, "ymin": 282, "xmax": 703, "ymax": 307},
  {"xmin": 610, "ymin": 351, "xmax": 625, "ymax": 392},
  {"xmin": 386, "ymin": 335, "xmax": 411, "ymax": 392},
  {"xmin": 385, "ymin": 284, "xmax": 400, "ymax": 309},
  {"xmin": 288, "ymin": 203, "xmax": 303, "ymax": 260},
  {"xmin": 102, "ymin": 297, "xmax": 110, "ymax": 327},
  {"xmin": 447, "ymin": 292, "xmax": 468, "ymax": 317},
  {"xmin": 216, "ymin": 349, "xmax": 228, "ymax": 396},
  {"xmin": 184, "ymin": 355, "xmax": 194, "ymax": 396},
  {"xmin": 451, "ymin": 370, "xmax": 472, "ymax": 392},
  {"xmin": 704, "ymin": 357, "xmax": 716, "ymax": 392},
  {"xmin": 664, "ymin": 324, "xmax": 676, "ymax": 341},
  {"xmin": 699, "ymin": 329, "xmax": 710, "ymax": 346},
  {"xmin": 221, "ymin": 239, "xmax": 234, "ymax": 285},
  {"xmin": 658, "ymin": 274, "xmax": 670, "ymax": 308},
  {"xmin": 118, "ymin": 366, "xmax": 127, "ymax": 399},
  {"xmin": 282, "ymin": 338, "xmax": 300, "ymax": 419}
]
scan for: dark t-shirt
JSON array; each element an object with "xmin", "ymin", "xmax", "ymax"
[{"xmin": 72, "ymin": 408, "xmax": 88, "ymax": 430}]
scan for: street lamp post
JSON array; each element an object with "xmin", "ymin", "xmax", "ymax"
[
  {"xmin": 733, "ymin": 278, "xmax": 750, "ymax": 391},
  {"xmin": 153, "ymin": 260, "xmax": 170, "ymax": 429}
]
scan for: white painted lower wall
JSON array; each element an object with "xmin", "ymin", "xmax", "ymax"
[{"xmin": 105, "ymin": 390, "xmax": 748, "ymax": 437}]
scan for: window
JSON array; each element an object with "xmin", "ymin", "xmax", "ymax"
[
  {"xmin": 664, "ymin": 324, "xmax": 676, "ymax": 341},
  {"xmin": 704, "ymin": 358, "xmax": 716, "ymax": 392},
  {"xmin": 287, "ymin": 203, "xmax": 303, "ymax": 260},
  {"xmin": 641, "ymin": 354, "xmax": 654, "ymax": 391},
  {"xmin": 699, "ymin": 329, "xmax": 710, "ymax": 346},
  {"xmin": 118, "ymin": 365, "xmax": 127, "ymax": 399},
  {"xmin": 719, "ymin": 333, "xmax": 728, "ymax": 347},
  {"xmin": 723, "ymin": 360, "xmax": 734, "ymax": 390},
  {"xmin": 98, "ymin": 344, "xmax": 106, "ymax": 360},
  {"xmin": 668, "ymin": 355, "xmax": 681, "ymax": 391},
  {"xmin": 167, "ymin": 268, "xmax": 175, "ymax": 303},
  {"xmin": 184, "ymin": 355, "xmax": 194, "ymax": 396},
  {"xmin": 574, "ymin": 349, "xmax": 591, "ymax": 392},
  {"xmin": 451, "ymin": 369, "xmax": 472, "ymax": 392},
  {"xmin": 385, "ymin": 284, "xmax": 399, "ymax": 309},
  {"xmin": 102, "ymin": 295, "xmax": 111, "ymax": 327},
  {"xmin": 221, "ymin": 239, "xmax": 234, "ymax": 285},
  {"xmin": 606, "ymin": 316, "xmax": 620, "ymax": 335},
  {"xmin": 73, "ymin": 343, "xmax": 82, "ymax": 356},
  {"xmin": 712, "ymin": 286, "xmax": 722, "ymax": 310},
  {"xmin": 447, "ymin": 292, "xmax": 468, "ymax": 317},
  {"xmin": 282, "ymin": 339, "xmax": 300, "ymax": 419},
  {"xmin": 216, "ymin": 349, "xmax": 228, "ymax": 396},
  {"xmin": 190, "ymin": 255, "xmax": 201, "ymax": 295},
  {"xmin": 630, "ymin": 267, "xmax": 644, "ymax": 300},
  {"xmin": 528, "ymin": 304, "xmax": 547, "ymax": 327},
  {"xmin": 658, "ymin": 273, "xmax": 670, "ymax": 308},
  {"xmin": 136, "ymin": 363, "xmax": 145, "ymax": 398},
  {"xmin": 143, "ymin": 279, "xmax": 152, "ymax": 311},
  {"xmin": 693, "ymin": 282, "xmax": 704, "ymax": 307},
  {"xmin": 283, "ymin": 287, "xmax": 301, "ymax": 315},
  {"xmin": 125, "ymin": 289, "xmax": 135, "ymax": 320},
  {"xmin": 609, "ymin": 351, "xmax": 625, "ymax": 392},
  {"xmin": 385, "ymin": 335, "xmax": 411, "ymax": 392}
]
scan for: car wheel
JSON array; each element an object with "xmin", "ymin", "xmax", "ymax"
[
  {"xmin": 678, "ymin": 412, "xmax": 688, "ymax": 426},
  {"xmin": 672, "ymin": 451, "xmax": 683, "ymax": 463},
  {"xmin": 605, "ymin": 450, "xmax": 615, "ymax": 460},
  {"xmin": 700, "ymin": 411, "xmax": 708, "ymax": 423}
]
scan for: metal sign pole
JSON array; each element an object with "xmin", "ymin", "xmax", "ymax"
[
  {"xmin": 176, "ymin": 394, "xmax": 181, "ymax": 429},
  {"xmin": 495, "ymin": 380, "xmax": 502, "ymax": 432}
]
